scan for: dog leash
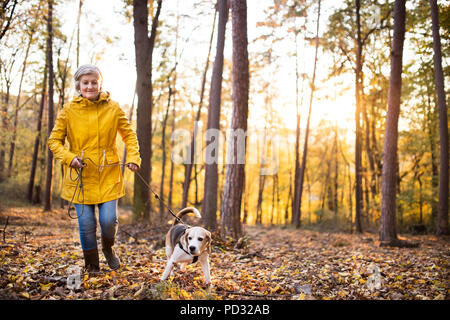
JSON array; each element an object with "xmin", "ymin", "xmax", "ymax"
[{"xmin": 67, "ymin": 158, "xmax": 188, "ymax": 226}]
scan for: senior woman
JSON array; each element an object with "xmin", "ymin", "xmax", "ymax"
[{"xmin": 48, "ymin": 64, "xmax": 141, "ymax": 273}]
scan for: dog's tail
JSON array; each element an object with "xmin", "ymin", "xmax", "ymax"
[{"xmin": 173, "ymin": 207, "xmax": 201, "ymax": 226}]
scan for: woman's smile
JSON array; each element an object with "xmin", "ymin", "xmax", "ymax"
[{"xmin": 79, "ymin": 73, "xmax": 100, "ymax": 101}]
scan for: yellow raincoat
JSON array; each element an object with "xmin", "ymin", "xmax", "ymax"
[{"xmin": 48, "ymin": 92, "xmax": 141, "ymax": 204}]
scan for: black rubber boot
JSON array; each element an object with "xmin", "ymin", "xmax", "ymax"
[
  {"xmin": 101, "ymin": 237, "xmax": 120, "ymax": 270},
  {"xmin": 83, "ymin": 248, "xmax": 100, "ymax": 274}
]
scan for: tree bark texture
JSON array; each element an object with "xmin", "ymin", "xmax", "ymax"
[
  {"xmin": 220, "ymin": 0, "xmax": 249, "ymax": 239},
  {"xmin": 292, "ymin": 0, "xmax": 321, "ymax": 228},
  {"xmin": 429, "ymin": 0, "xmax": 449, "ymax": 236},
  {"xmin": 182, "ymin": 8, "xmax": 217, "ymax": 209},
  {"xmin": 132, "ymin": 0, "xmax": 162, "ymax": 221},
  {"xmin": 8, "ymin": 25, "xmax": 34, "ymax": 177},
  {"xmin": 354, "ymin": 0, "xmax": 363, "ymax": 233},
  {"xmin": 380, "ymin": 0, "xmax": 406, "ymax": 243},
  {"xmin": 44, "ymin": 0, "xmax": 54, "ymax": 211},
  {"xmin": 203, "ymin": 0, "xmax": 229, "ymax": 231},
  {"xmin": 27, "ymin": 55, "xmax": 48, "ymax": 202}
]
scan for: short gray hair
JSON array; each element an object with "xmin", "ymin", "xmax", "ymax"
[{"xmin": 74, "ymin": 64, "xmax": 103, "ymax": 91}]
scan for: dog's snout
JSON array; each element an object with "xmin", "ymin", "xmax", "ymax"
[{"xmin": 189, "ymin": 246, "xmax": 196, "ymax": 253}]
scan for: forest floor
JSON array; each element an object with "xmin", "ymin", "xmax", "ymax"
[{"xmin": 0, "ymin": 206, "xmax": 448, "ymax": 300}]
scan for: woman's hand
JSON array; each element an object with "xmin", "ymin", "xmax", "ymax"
[
  {"xmin": 70, "ymin": 156, "xmax": 86, "ymax": 169},
  {"xmin": 126, "ymin": 163, "xmax": 139, "ymax": 172}
]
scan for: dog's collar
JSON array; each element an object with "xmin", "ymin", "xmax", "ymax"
[{"xmin": 178, "ymin": 242, "xmax": 198, "ymax": 264}]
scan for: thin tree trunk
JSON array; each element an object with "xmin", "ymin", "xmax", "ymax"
[
  {"xmin": 76, "ymin": 0, "xmax": 83, "ymax": 68},
  {"xmin": 159, "ymin": 85, "xmax": 173, "ymax": 221},
  {"xmin": 334, "ymin": 125, "xmax": 339, "ymax": 221},
  {"xmin": 271, "ymin": 173, "xmax": 280, "ymax": 225},
  {"xmin": 256, "ymin": 95, "xmax": 270, "ymax": 225},
  {"xmin": 425, "ymin": 80, "xmax": 439, "ymax": 226},
  {"xmin": 362, "ymin": 93, "xmax": 377, "ymax": 199},
  {"xmin": 121, "ymin": 88, "xmax": 136, "ymax": 176},
  {"xmin": 8, "ymin": 25, "xmax": 34, "ymax": 177},
  {"xmin": 348, "ymin": 163, "xmax": 353, "ymax": 233},
  {"xmin": 0, "ymin": 0, "xmax": 18, "ymax": 42},
  {"xmin": 168, "ymin": 90, "xmax": 176, "ymax": 211},
  {"xmin": 270, "ymin": 174, "xmax": 276, "ymax": 225},
  {"xmin": 380, "ymin": 0, "xmax": 406, "ymax": 245},
  {"xmin": 396, "ymin": 161, "xmax": 403, "ymax": 228},
  {"xmin": 27, "ymin": 57, "xmax": 48, "ymax": 202},
  {"xmin": 220, "ymin": 0, "xmax": 249, "ymax": 239},
  {"xmin": 203, "ymin": 0, "xmax": 229, "ymax": 230},
  {"xmin": 291, "ymin": 28, "xmax": 303, "ymax": 226},
  {"xmin": 306, "ymin": 170, "xmax": 311, "ymax": 224},
  {"xmin": 354, "ymin": 0, "xmax": 364, "ymax": 233},
  {"xmin": 255, "ymin": 172, "xmax": 266, "ymax": 224},
  {"xmin": 429, "ymin": 0, "xmax": 449, "ymax": 236},
  {"xmin": 242, "ymin": 174, "xmax": 249, "ymax": 224},
  {"xmin": 182, "ymin": 8, "xmax": 217, "ymax": 208},
  {"xmin": 285, "ymin": 169, "xmax": 292, "ymax": 225},
  {"xmin": 0, "ymin": 59, "xmax": 14, "ymax": 182},
  {"xmin": 292, "ymin": 0, "xmax": 321, "ymax": 228},
  {"xmin": 44, "ymin": 0, "xmax": 55, "ymax": 212},
  {"xmin": 417, "ymin": 172, "xmax": 424, "ymax": 225}
]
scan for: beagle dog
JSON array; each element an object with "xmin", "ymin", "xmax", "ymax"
[{"xmin": 161, "ymin": 207, "xmax": 212, "ymax": 286}]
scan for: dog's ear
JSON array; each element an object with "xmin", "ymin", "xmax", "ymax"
[
  {"xmin": 205, "ymin": 230, "xmax": 212, "ymax": 254},
  {"xmin": 182, "ymin": 229, "xmax": 190, "ymax": 247}
]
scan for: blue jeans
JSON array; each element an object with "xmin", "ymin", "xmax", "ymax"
[{"xmin": 74, "ymin": 200, "xmax": 118, "ymax": 251}]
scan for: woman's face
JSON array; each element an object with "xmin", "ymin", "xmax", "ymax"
[{"xmin": 79, "ymin": 73, "xmax": 100, "ymax": 101}]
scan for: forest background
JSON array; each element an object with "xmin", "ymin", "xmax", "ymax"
[{"xmin": 0, "ymin": 0, "xmax": 448, "ymax": 238}]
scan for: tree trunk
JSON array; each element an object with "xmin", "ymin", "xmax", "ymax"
[
  {"xmin": 159, "ymin": 85, "xmax": 173, "ymax": 221},
  {"xmin": 255, "ymin": 172, "xmax": 266, "ymax": 224},
  {"xmin": 182, "ymin": 8, "xmax": 217, "ymax": 209},
  {"xmin": 0, "ymin": 67, "xmax": 10, "ymax": 182},
  {"xmin": 333, "ymin": 125, "xmax": 339, "ymax": 221},
  {"xmin": 203, "ymin": 0, "xmax": 229, "ymax": 231},
  {"xmin": 76, "ymin": 0, "xmax": 83, "ymax": 68},
  {"xmin": 417, "ymin": 172, "xmax": 424, "ymax": 225},
  {"xmin": 27, "ymin": 56, "xmax": 48, "ymax": 202},
  {"xmin": 285, "ymin": 169, "xmax": 292, "ymax": 225},
  {"xmin": 8, "ymin": 25, "xmax": 34, "ymax": 177},
  {"xmin": 362, "ymin": 93, "xmax": 377, "ymax": 200},
  {"xmin": 121, "ymin": 88, "xmax": 136, "ymax": 177},
  {"xmin": 255, "ymin": 92, "xmax": 271, "ymax": 225},
  {"xmin": 132, "ymin": 0, "xmax": 162, "ymax": 221},
  {"xmin": 429, "ymin": 0, "xmax": 449, "ymax": 236},
  {"xmin": 0, "ymin": 0, "xmax": 18, "ymax": 42},
  {"xmin": 292, "ymin": 0, "xmax": 321, "ymax": 228},
  {"xmin": 220, "ymin": 0, "xmax": 249, "ymax": 240},
  {"xmin": 44, "ymin": 0, "xmax": 55, "ymax": 212},
  {"xmin": 291, "ymin": 29, "xmax": 302, "ymax": 226},
  {"xmin": 425, "ymin": 82, "xmax": 439, "ymax": 227},
  {"xmin": 380, "ymin": 0, "xmax": 406, "ymax": 244},
  {"xmin": 168, "ymin": 90, "xmax": 176, "ymax": 211},
  {"xmin": 354, "ymin": 0, "xmax": 363, "ymax": 233}
]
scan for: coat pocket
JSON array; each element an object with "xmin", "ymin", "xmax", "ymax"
[
  {"xmin": 102, "ymin": 150, "xmax": 122, "ymax": 185},
  {"xmin": 105, "ymin": 150, "xmax": 120, "ymax": 165},
  {"xmin": 64, "ymin": 165, "xmax": 78, "ymax": 186}
]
